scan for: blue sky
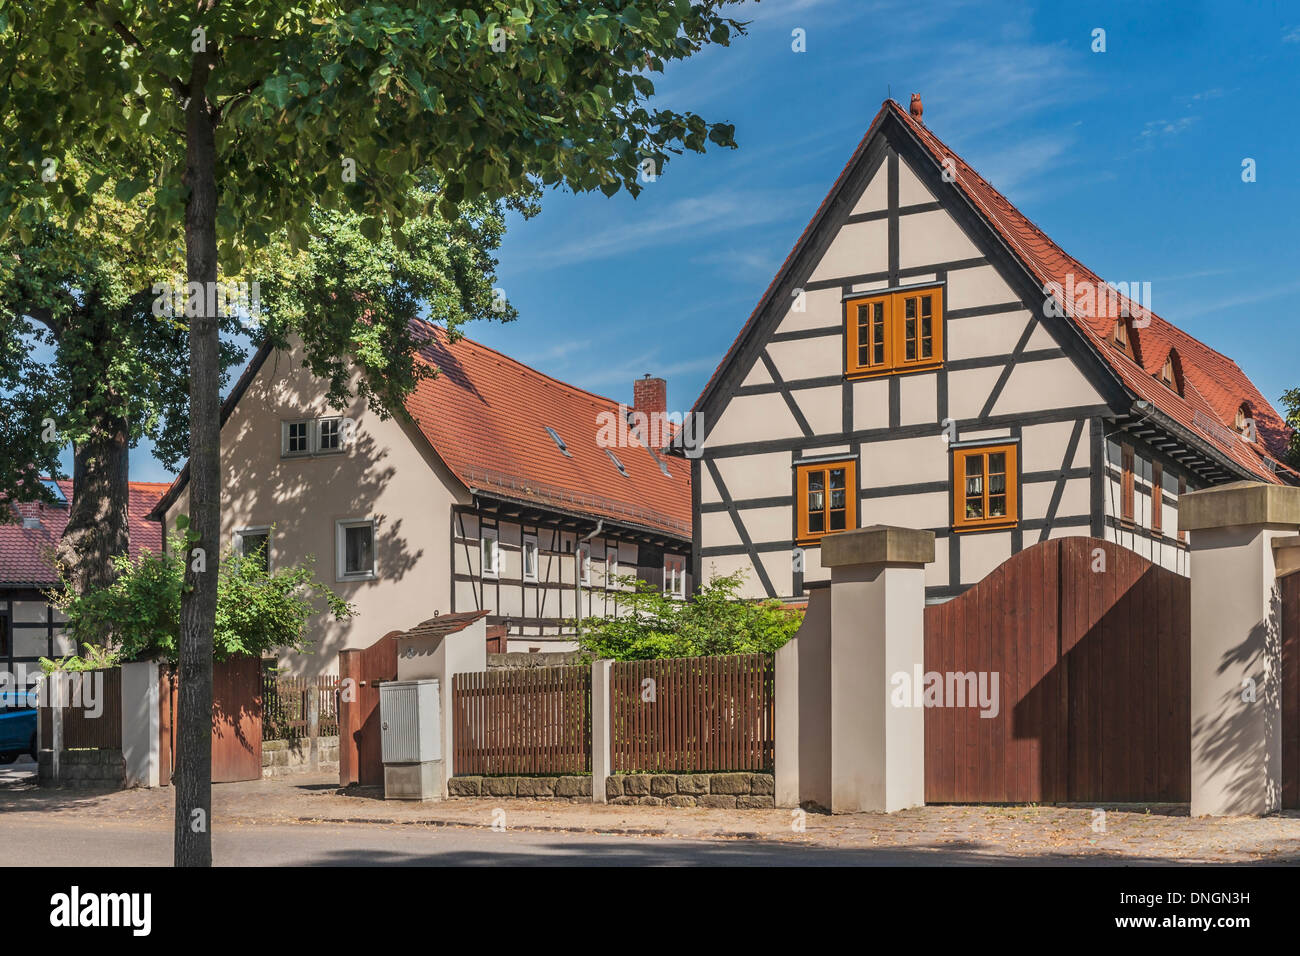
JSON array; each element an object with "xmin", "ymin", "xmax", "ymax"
[{"xmin": 126, "ymin": 0, "xmax": 1300, "ymax": 482}]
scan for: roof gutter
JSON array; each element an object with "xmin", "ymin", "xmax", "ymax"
[{"xmin": 1124, "ymin": 399, "xmax": 1266, "ymax": 484}]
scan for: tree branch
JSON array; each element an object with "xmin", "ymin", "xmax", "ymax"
[{"xmin": 81, "ymin": 0, "xmax": 191, "ymax": 101}]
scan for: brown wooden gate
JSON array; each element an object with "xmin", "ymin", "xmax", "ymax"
[
  {"xmin": 924, "ymin": 536, "xmax": 1190, "ymax": 804},
  {"xmin": 337, "ymin": 630, "xmax": 401, "ymax": 786},
  {"xmin": 158, "ymin": 655, "xmax": 264, "ymax": 785},
  {"xmin": 1282, "ymin": 569, "xmax": 1300, "ymax": 809}
]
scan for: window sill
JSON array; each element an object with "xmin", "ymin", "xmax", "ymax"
[
  {"xmin": 337, "ymin": 572, "xmax": 377, "ymax": 583},
  {"xmin": 845, "ymin": 361, "xmax": 943, "ymax": 381},
  {"xmin": 952, "ymin": 519, "xmax": 1018, "ymax": 534}
]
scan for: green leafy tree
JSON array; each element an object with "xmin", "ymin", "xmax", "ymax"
[
  {"xmin": 0, "ymin": 0, "xmax": 746, "ymax": 866},
  {"xmin": 1280, "ymin": 388, "xmax": 1300, "ymax": 469},
  {"xmin": 576, "ymin": 571, "xmax": 804, "ymax": 661},
  {"xmin": 0, "ymin": 171, "xmax": 240, "ymax": 601},
  {"xmin": 1, "ymin": 167, "xmax": 519, "ymax": 607},
  {"xmin": 51, "ymin": 529, "xmax": 352, "ymax": 664}
]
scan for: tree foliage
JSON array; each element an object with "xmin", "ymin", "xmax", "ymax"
[
  {"xmin": 0, "ymin": 1, "xmax": 746, "ymax": 259},
  {"xmin": 1280, "ymin": 387, "xmax": 1300, "ymax": 469},
  {"xmin": 576, "ymin": 571, "xmax": 804, "ymax": 661},
  {"xmin": 50, "ymin": 529, "xmax": 352, "ymax": 664}
]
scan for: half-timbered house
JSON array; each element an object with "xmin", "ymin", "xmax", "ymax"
[
  {"xmin": 149, "ymin": 323, "xmax": 691, "ymax": 674},
  {"xmin": 1, "ymin": 479, "xmax": 167, "ymax": 684},
  {"xmin": 692, "ymin": 95, "xmax": 1296, "ymax": 603}
]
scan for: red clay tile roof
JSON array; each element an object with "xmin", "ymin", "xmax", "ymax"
[
  {"xmin": 399, "ymin": 609, "xmax": 490, "ymax": 639},
  {"xmin": 0, "ymin": 480, "xmax": 169, "ymax": 587},
  {"xmin": 697, "ymin": 99, "xmax": 1295, "ymax": 484},
  {"xmin": 148, "ymin": 330, "xmax": 692, "ymax": 540},
  {"xmin": 408, "ymin": 323, "xmax": 691, "ymax": 539}
]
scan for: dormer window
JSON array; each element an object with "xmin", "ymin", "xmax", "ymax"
[
  {"xmin": 1159, "ymin": 350, "xmax": 1183, "ymax": 396},
  {"xmin": 1112, "ymin": 317, "xmax": 1136, "ymax": 359},
  {"xmin": 1235, "ymin": 403, "xmax": 1256, "ymax": 441}
]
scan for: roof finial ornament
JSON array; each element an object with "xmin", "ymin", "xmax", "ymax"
[{"xmin": 910, "ymin": 92, "xmax": 923, "ymax": 124}]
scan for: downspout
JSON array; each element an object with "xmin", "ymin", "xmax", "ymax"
[{"xmin": 576, "ymin": 520, "xmax": 604, "ymax": 645}]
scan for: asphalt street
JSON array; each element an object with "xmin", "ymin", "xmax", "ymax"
[{"xmin": 0, "ymin": 816, "xmax": 1001, "ymax": 866}]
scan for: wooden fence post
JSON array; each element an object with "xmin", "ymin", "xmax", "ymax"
[
  {"xmin": 591, "ymin": 659, "xmax": 612, "ymax": 803},
  {"xmin": 338, "ymin": 649, "xmax": 360, "ymax": 786}
]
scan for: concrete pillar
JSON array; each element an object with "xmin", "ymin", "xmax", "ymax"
[
  {"xmin": 775, "ymin": 584, "xmax": 831, "ymax": 810},
  {"xmin": 820, "ymin": 525, "xmax": 935, "ymax": 813},
  {"xmin": 591, "ymin": 659, "xmax": 612, "ymax": 803},
  {"xmin": 121, "ymin": 659, "xmax": 161, "ymax": 788},
  {"xmin": 1181, "ymin": 481, "xmax": 1300, "ymax": 816}
]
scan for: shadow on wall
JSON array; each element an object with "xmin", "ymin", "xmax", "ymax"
[
  {"xmin": 1190, "ymin": 592, "xmax": 1281, "ymax": 815},
  {"xmin": 218, "ymin": 359, "xmax": 428, "ymax": 668}
]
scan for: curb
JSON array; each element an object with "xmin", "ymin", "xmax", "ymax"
[{"xmin": 294, "ymin": 814, "xmax": 810, "ymax": 843}]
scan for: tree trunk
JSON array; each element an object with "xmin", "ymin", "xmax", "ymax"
[
  {"xmin": 55, "ymin": 424, "xmax": 130, "ymax": 607},
  {"xmin": 175, "ymin": 54, "xmax": 220, "ymax": 869}
]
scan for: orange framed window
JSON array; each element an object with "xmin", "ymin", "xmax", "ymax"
[
  {"xmin": 1151, "ymin": 460, "xmax": 1163, "ymax": 535},
  {"xmin": 952, "ymin": 443, "xmax": 1018, "ymax": 531},
  {"xmin": 796, "ymin": 459, "xmax": 857, "ymax": 543},
  {"xmin": 1120, "ymin": 443, "xmax": 1135, "ymax": 525},
  {"xmin": 845, "ymin": 285, "xmax": 943, "ymax": 377}
]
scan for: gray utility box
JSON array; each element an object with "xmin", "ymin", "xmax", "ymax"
[{"xmin": 379, "ymin": 679, "xmax": 442, "ymax": 801}]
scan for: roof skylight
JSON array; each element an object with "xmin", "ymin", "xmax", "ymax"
[
  {"xmin": 545, "ymin": 426, "xmax": 572, "ymax": 457},
  {"xmin": 604, "ymin": 448, "xmax": 629, "ymax": 477}
]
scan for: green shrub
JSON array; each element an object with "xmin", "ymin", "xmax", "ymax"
[
  {"xmin": 50, "ymin": 523, "xmax": 352, "ymax": 664},
  {"xmin": 575, "ymin": 570, "xmax": 803, "ymax": 661}
]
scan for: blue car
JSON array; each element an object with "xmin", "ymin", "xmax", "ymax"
[{"xmin": 0, "ymin": 688, "xmax": 38, "ymax": 763}]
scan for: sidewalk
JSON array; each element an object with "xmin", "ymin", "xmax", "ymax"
[{"xmin": 3, "ymin": 773, "xmax": 1299, "ymax": 864}]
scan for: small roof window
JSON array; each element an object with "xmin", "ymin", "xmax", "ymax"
[
  {"xmin": 545, "ymin": 426, "xmax": 572, "ymax": 457},
  {"xmin": 604, "ymin": 448, "xmax": 629, "ymax": 477},
  {"xmin": 40, "ymin": 479, "xmax": 67, "ymax": 504}
]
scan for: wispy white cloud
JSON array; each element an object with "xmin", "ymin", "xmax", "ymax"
[
  {"xmin": 1173, "ymin": 280, "xmax": 1300, "ymax": 320},
  {"xmin": 1140, "ymin": 116, "xmax": 1199, "ymax": 140},
  {"xmin": 505, "ymin": 189, "xmax": 811, "ymax": 270}
]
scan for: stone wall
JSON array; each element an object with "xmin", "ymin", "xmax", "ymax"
[
  {"xmin": 445, "ymin": 772, "xmax": 776, "ymax": 808},
  {"xmin": 448, "ymin": 775, "xmax": 592, "ymax": 801},
  {"xmin": 37, "ymin": 749, "xmax": 124, "ymax": 789},
  {"xmin": 487, "ymin": 651, "xmax": 583, "ymax": 670},
  {"xmin": 262, "ymin": 736, "xmax": 340, "ymax": 777},
  {"xmin": 606, "ymin": 772, "xmax": 775, "ymax": 808}
]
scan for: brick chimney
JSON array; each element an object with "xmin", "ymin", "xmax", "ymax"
[
  {"xmin": 633, "ymin": 374, "xmax": 667, "ymax": 418},
  {"xmin": 909, "ymin": 92, "xmax": 923, "ymax": 124}
]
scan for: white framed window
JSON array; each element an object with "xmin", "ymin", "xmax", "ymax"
[
  {"xmin": 481, "ymin": 528, "xmax": 500, "ymax": 578},
  {"xmin": 282, "ymin": 420, "xmax": 311, "ymax": 457},
  {"xmin": 316, "ymin": 416, "xmax": 344, "ymax": 454},
  {"xmin": 664, "ymin": 555, "xmax": 686, "ymax": 599},
  {"xmin": 605, "ymin": 545, "xmax": 619, "ymax": 587},
  {"xmin": 336, "ymin": 518, "xmax": 377, "ymax": 581},
  {"xmin": 577, "ymin": 545, "xmax": 591, "ymax": 585},
  {"xmin": 233, "ymin": 527, "xmax": 271, "ymax": 572},
  {"xmin": 522, "ymin": 534, "xmax": 539, "ymax": 583}
]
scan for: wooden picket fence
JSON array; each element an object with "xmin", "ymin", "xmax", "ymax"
[
  {"xmin": 452, "ymin": 666, "xmax": 591, "ymax": 775},
  {"xmin": 610, "ymin": 654, "xmax": 775, "ymax": 773},
  {"xmin": 38, "ymin": 668, "xmax": 122, "ymax": 750},
  {"xmin": 262, "ymin": 672, "xmax": 340, "ymax": 741}
]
